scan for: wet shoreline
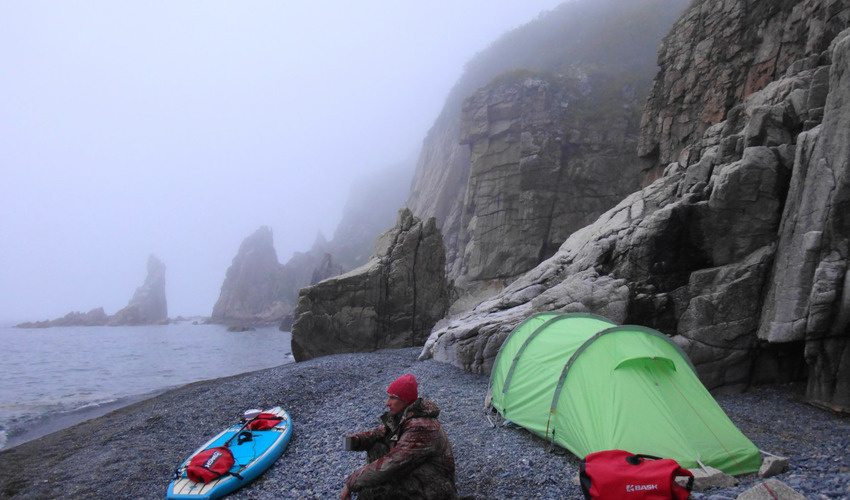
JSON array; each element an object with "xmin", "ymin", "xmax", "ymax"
[{"xmin": 0, "ymin": 388, "xmax": 169, "ymax": 451}]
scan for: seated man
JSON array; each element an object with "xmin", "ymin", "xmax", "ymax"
[{"xmin": 341, "ymin": 374, "xmax": 458, "ymax": 500}]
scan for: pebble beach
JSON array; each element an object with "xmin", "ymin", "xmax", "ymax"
[{"xmin": 1, "ymin": 347, "xmax": 848, "ymax": 499}]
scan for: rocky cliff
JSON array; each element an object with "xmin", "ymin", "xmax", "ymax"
[
  {"xmin": 421, "ymin": 0, "xmax": 850, "ymax": 412},
  {"xmin": 290, "ymin": 208, "xmax": 448, "ymax": 361}
]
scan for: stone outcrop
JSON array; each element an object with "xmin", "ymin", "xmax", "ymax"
[
  {"xmin": 406, "ymin": 0, "xmax": 689, "ymax": 303},
  {"xmin": 290, "ymin": 208, "xmax": 448, "ymax": 361},
  {"xmin": 210, "ymin": 226, "xmax": 290, "ymax": 325},
  {"xmin": 421, "ymin": 1, "xmax": 850, "ymax": 412},
  {"xmin": 108, "ymin": 254, "xmax": 168, "ymax": 325}
]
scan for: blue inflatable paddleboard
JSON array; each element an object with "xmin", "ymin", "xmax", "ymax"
[{"xmin": 167, "ymin": 407, "xmax": 292, "ymax": 499}]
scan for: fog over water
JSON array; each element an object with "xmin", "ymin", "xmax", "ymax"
[{"xmin": 1, "ymin": 1, "xmax": 565, "ymax": 323}]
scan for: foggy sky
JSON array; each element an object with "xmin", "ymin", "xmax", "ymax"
[{"xmin": 0, "ymin": 1, "xmax": 565, "ymax": 323}]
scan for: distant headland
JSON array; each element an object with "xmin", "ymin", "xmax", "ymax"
[{"xmin": 16, "ymin": 255, "xmax": 168, "ymax": 328}]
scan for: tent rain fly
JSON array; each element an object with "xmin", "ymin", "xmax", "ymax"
[{"xmin": 488, "ymin": 312, "xmax": 762, "ymax": 475}]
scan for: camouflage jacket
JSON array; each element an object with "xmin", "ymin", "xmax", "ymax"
[{"xmin": 345, "ymin": 398, "xmax": 457, "ymax": 500}]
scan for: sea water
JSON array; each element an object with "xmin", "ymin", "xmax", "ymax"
[{"xmin": 0, "ymin": 322, "xmax": 293, "ymax": 450}]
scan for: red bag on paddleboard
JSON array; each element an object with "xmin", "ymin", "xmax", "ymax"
[
  {"xmin": 580, "ymin": 449, "xmax": 693, "ymax": 499},
  {"xmin": 246, "ymin": 413, "xmax": 283, "ymax": 431},
  {"xmin": 186, "ymin": 446, "xmax": 235, "ymax": 483}
]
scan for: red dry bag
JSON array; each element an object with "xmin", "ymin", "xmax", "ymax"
[
  {"xmin": 580, "ymin": 449, "xmax": 694, "ymax": 500},
  {"xmin": 245, "ymin": 413, "xmax": 284, "ymax": 431},
  {"xmin": 186, "ymin": 446, "xmax": 235, "ymax": 484}
]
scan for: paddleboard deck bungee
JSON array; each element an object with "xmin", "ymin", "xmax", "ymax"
[{"xmin": 167, "ymin": 407, "xmax": 292, "ymax": 499}]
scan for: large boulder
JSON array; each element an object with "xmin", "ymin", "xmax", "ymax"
[
  {"xmin": 108, "ymin": 254, "xmax": 168, "ymax": 325},
  {"xmin": 420, "ymin": 175, "xmax": 676, "ymax": 375},
  {"xmin": 291, "ymin": 208, "xmax": 448, "ymax": 361}
]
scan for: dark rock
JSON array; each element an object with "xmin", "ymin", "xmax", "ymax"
[
  {"xmin": 758, "ymin": 27, "xmax": 850, "ymax": 411},
  {"xmin": 290, "ymin": 208, "xmax": 448, "ymax": 361},
  {"xmin": 226, "ymin": 325, "xmax": 256, "ymax": 332},
  {"xmin": 278, "ymin": 315, "xmax": 294, "ymax": 332}
]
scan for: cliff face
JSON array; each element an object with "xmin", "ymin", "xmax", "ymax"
[
  {"xmin": 422, "ymin": 0, "xmax": 850, "ymax": 412},
  {"xmin": 290, "ymin": 208, "xmax": 448, "ymax": 361},
  {"xmin": 452, "ymin": 73, "xmax": 644, "ymax": 284},
  {"xmin": 407, "ymin": 0, "xmax": 689, "ymax": 296},
  {"xmin": 761, "ymin": 32, "xmax": 850, "ymax": 410}
]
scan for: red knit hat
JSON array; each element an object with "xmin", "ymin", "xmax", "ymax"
[{"xmin": 387, "ymin": 374, "xmax": 418, "ymax": 404}]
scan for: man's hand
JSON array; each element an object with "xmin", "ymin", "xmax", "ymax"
[{"xmin": 340, "ymin": 484, "xmax": 351, "ymax": 500}]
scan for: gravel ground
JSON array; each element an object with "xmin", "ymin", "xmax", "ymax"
[{"xmin": 1, "ymin": 347, "xmax": 848, "ymax": 499}]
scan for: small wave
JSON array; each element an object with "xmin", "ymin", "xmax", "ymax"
[{"xmin": 69, "ymin": 399, "xmax": 119, "ymax": 412}]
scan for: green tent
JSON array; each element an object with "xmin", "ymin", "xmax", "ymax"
[{"xmin": 489, "ymin": 312, "xmax": 762, "ymax": 474}]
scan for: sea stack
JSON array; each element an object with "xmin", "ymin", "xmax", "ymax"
[
  {"xmin": 108, "ymin": 254, "xmax": 168, "ymax": 325},
  {"xmin": 210, "ymin": 226, "xmax": 290, "ymax": 325}
]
